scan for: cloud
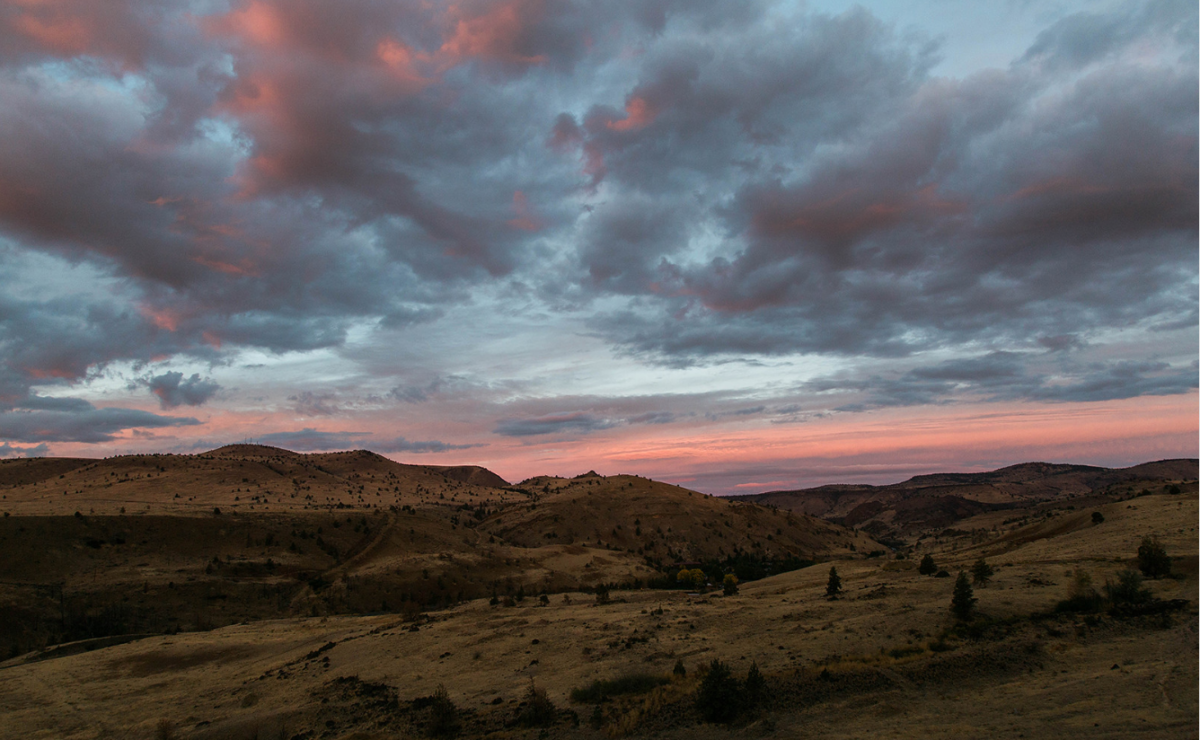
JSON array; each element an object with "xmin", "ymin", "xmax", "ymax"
[
  {"xmin": 0, "ymin": 398, "xmax": 200, "ymax": 443},
  {"xmin": 251, "ymin": 429, "xmax": 366, "ymax": 451},
  {"xmin": 147, "ymin": 371, "xmax": 220, "ymax": 408},
  {"xmin": 494, "ymin": 411, "xmax": 619, "ymax": 437},
  {"xmin": 372, "ymin": 436, "xmax": 483, "ymax": 453},
  {"xmin": 289, "ymin": 391, "xmax": 340, "ymax": 416},
  {"xmin": 568, "ymin": 1, "xmax": 1196, "ymax": 364},
  {"xmin": 0, "ymin": 0, "xmax": 1193, "ymax": 455},
  {"xmin": 243, "ymin": 428, "xmax": 479, "ymax": 453},
  {"xmin": 0, "ymin": 442, "xmax": 48, "ymax": 458},
  {"xmin": 800, "ymin": 354, "xmax": 1198, "ymax": 411}
]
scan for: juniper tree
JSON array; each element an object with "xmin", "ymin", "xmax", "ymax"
[
  {"xmin": 1137, "ymin": 536, "xmax": 1171, "ymax": 579},
  {"xmin": 825, "ymin": 566, "xmax": 842, "ymax": 599},
  {"xmin": 695, "ymin": 659, "xmax": 741, "ymax": 724},
  {"xmin": 951, "ymin": 571, "xmax": 976, "ymax": 620},
  {"xmin": 919, "ymin": 554, "xmax": 937, "ymax": 575},
  {"xmin": 970, "ymin": 558, "xmax": 994, "ymax": 587}
]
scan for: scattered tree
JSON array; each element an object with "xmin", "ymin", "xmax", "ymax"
[
  {"xmin": 919, "ymin": 554, "xmax": 937, "ymax": 575},
  {"xmin": 695, "ymin": 659, "xmax": 741, "ymax": 724},
  {"xmin": 1091, "ymin": 511, "xmax": 1104, "ymax": 525},
  {"xmin": 951, "ymin": 571, "xmax": 976, "ymax": 621},
  {"xmin": 1136, "ymin": 536, "xmax": 1171, "ymax": 579},
  {"xmin": 673, "ymin": 659, "xmax": 687, "ymax": 677},
  {"xmin": 970, "ymin": 558, "xmax": 994, "ymax": 587},
  {"xmin": 744, "ymin": 662, "xmax": 765, "ymax": 709},
  {"xmin": 678, "ymin": 568, "xmax": 706, "ymax": 590},
  {"xmin": 1105, "ymin": 570, "xmax": 1151, "ymax": 607},
  {"xmin": 723, "ymin": 574, "xmax": 739, "ymax": 596},
  {"xmin": 825, "ymin": 566, "xmax": 842, "ymax": 599},
  {"xmin": 1057, "ymin": 567, "xmax": 1103, "ymax": 613}
]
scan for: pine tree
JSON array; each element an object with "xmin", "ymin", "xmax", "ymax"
[
  {"xmin": 951, "ymin": 571, "xmax": 976, "ymax": 620},
  {"xmin": 918, "ymin": 554, "xmax": 937, "ymax": 575},
  {"xmin": 825, "ymin": 566, "xmax": 842, "ymax": 599}
]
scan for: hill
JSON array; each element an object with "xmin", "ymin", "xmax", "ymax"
[
  {"xmin": 0, "ymin": 483, "xmax": 1194, "ymax": 739},
  {"xmin": 733, "ymin": 459, "xmax": 1198, "ymax": 539},
  {"xmin": 0, "ymin": 446, "xmax": 517, "ymax": 517},
  {"xmin": 0, "ymin": 447, "xmax": 872, "ymax": 660}
]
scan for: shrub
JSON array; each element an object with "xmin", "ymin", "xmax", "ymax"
[
  {"xmin": 918, "ymin": 554, "xmax": 937, "ymax": 575},
  {"xmin": 951, "ymin": 571, "xmax": 976, "ymax": 621},
  {"xmin": 570, "ymin": 673, "xmax": 669, "ymax": 703},
  {"xmin": 1091, "ymin": 511, "xmax": 1104, "ymax": 524},
  {"xmin": 155, "ymin": 719, "xmax": 177, "ymax": 740},
  {"xmin": 1136, "ymin": 537, "xmax": 1171, "ymax": 579},
  {"xmin": 1104, "ymin": 570, "xmax": 1151, "ymax": 607},
  {"xmin": 426, "ymin": 684, "xmax": 459, "ymax": 737},
  {"xmin": 1056, "ymin": 568, "xmax": 1103, "ymax": 613},
  {"xmin": 515, "ymin": 680, "xmax": 557, "ymax": 727},
  {"xmin": 825, "ymin": 566, "xmax": 842, "ymax": 599},
  {"xmin": 970, "ymin": 558, "xmax": 994, "ymax": 587},
  {"xmin": 695, "ymin": 659, "xmax": 742, "ymax": 724}
]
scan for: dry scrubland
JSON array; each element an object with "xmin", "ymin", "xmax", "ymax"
[{"xmin": 0, "ymin": 448, "xmax": 1195, "ymax": 739}]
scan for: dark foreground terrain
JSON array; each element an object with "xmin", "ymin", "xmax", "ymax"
[{"xmin": 0, "ymin": 449, "xmax": 1195, "ymax": 739}]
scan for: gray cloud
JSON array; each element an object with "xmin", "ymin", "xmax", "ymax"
[
  {"xmin": 246, "ymin": 428, "xmax": 479, "ymax": 454},
  {"xmin": 252, "ymin": 429, "xmax": 366, "ymax": 452},
  {"xmin": 0, "ymin": 442, "xmax": 48, "ymax": 458},
  {"xmin": 801, "ymin": 354, "xmax": 1197, "ymax": 411},
  {"xmin": 289, "ymin": 391, "xmax": 341, "ymax": 417},
  {"xmin": 0, "ymin": 400, "xmax": 200, "ymax": 443},
  {"xmin": 372, "ymin": 437, "xmax": 483, "ymax": 454},
  {"xmin": 147, "ymin": 372, "xmax": 220, "ymax": 409},
  {"xmin": 494, "ymin": 412, "xmax": 619, "ymax": 437}
]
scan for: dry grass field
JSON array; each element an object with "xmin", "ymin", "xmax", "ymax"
[{"xmin": 0, "ymin": 449, "xmax": 1195, "ymax": 739}]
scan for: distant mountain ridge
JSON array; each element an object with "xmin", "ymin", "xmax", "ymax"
[{"xmin": 730, "ymin": 459, "xmax": 1198, "ymax": 538}]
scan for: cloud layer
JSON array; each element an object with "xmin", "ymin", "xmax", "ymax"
[{"xmin": 0, "ymin": 0, "xmax": 1194, "ymax": 482}]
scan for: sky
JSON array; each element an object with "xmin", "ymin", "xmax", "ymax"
[{"xmin": 0, "ymin": 0, "xmax": 1196, "ymax": 494}]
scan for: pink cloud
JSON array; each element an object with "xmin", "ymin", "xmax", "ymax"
[
  {"xmin": 507, "ymin": 190, "xmax": 543, "ymax": 231},
  {"xmin": 606, "ymin": 96, "xmax": 657, "ymax": 132}
]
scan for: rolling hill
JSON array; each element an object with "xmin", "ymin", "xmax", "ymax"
[{"xmin": 731, "ymin": 459, "xmax": 1198, "ymax": 539}]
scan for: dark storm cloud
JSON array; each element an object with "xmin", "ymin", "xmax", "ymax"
[
  {"xmin": 0, "ymin": 400, "xmax": 200, "ymax": 443},
  {"xmin": 147, "ymin": 372, "xmax": 221, "ymax": 409}
]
